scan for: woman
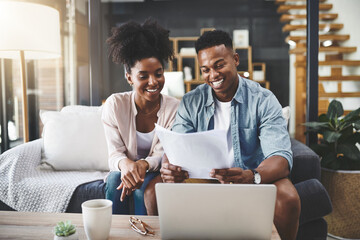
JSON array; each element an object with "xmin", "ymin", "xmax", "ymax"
[{"xmin": 102, "ymin": 19, "xmax": 179, "ymax": 215}]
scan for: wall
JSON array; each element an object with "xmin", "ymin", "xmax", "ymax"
[
  {"xmin": 327, "ymin": 0, "xmax": 360, "ymax": 110},
  {"xmin": 100, "ymin": 0, "xmax": 290, "ymax": 107},
  {"xmin": 329, "ymin": 0, "xmax": 360, "ymax": 61}
]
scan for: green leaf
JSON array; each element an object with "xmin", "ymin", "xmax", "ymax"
[
  {"xmin": 354, "ymin": 132, "xmax": 360, "ymax": 143},
  {"xmin": 310, "ymin": 143, "xmax": 329, "ymax": 157},
  {"xmin": 354, "ymin": 120, "xmax": 360, "ymax": 130},
  {"xmin": 303, "ymin": 122, "xmax": 329, "ymax": 130},
  {"xmin": 337, "ymin": 126, "xmax": 355, "ymax": 143},
  {"xmin": 320, "ymin": 152, "xmax": 339, "ymax": 169},
  {"xmin": 343, "ymin": 108, "xmax": 360, "ymax": 123},
  {"xmin": 327, "ymin": 100, "xmax": 344, "ymax": 120},
  {"xmin": 55, "ymin": 220, "xmax": 76, "ymax": 237},
  {"xmin": 338, "ymin": 144, "xmax": 360, "ymax": 161},
  {"xmin": 323, "ymin": 130, "xmax": 341, "ymax": 143},
  {"xmin": 318, "ymin": 114, "xmax": 329, "ymax": 122}
]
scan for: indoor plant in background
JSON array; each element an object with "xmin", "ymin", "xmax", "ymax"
[
  {"xmin": 304, "ymin": 99, "xmax": 360, "ymax": 239},
  {"xmin": 54, "ymin": 221, "xmax": 78, "ymax": 240}
]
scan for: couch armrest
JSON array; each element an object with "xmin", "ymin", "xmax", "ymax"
[
  {"xmin": 295, "ymin": 179, "xmax": 332, "ymax": 225},
  {"xmin": 290, "ymin": 138, "xmax": 321, "ymax": 184}
]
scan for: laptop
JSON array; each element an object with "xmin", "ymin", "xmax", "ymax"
[{"xmin": 155, "ymin": 183, "xmax": 277, "ymax": 240}]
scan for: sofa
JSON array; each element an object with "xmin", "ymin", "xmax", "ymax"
[
  {"xmin": 0, "ymin": 105, "xmax": 332, "ymax": 240},
  {"xmin": 290, "ymin": 138, "xmax": 332, "ymax": 240}
]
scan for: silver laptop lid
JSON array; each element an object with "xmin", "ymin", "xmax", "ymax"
[{"xmin": 156, "ymin": 183, "xmax": 276, "ymax": 240}]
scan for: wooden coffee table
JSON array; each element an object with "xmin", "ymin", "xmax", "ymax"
[{"xmin": 0, "ymin": 211, "xmax": 280, "ymax": 239}]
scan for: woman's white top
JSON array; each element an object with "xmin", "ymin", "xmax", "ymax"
[{"xmin": 136, "ymin": 129, "xmax": 156, "ymax": 160}]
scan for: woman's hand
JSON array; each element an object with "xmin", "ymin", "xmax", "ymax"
[
  {"xmin": 117, "ymin": 158, "xmax": 149, "ymax": 201},
  {"xmin": 160, "ymin": 154, "xmax": 189, "ymax": 183}
]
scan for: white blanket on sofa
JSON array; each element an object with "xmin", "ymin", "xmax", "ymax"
[{"xmin": 0, "ymin": 139, "xmax": 108, "ymax": 212}]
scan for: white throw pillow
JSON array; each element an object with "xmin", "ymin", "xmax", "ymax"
[
  {"xmin": 282, "ymin": 106, "xmax": 290, "ymax": 127},
  {"xmin": 40, "ymin": 106, "xmax": 109, "ymax": 171}
]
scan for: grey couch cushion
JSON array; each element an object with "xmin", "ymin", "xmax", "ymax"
[
  {"xmin": 290, "ymin": 138, "xmax": 321, "ymax": 184},
  {"xmin": 295, "ymin": 179, "xmax": 332, "ymax": 225},
  {"xmin": 65, "ymin": 180, "xmax": 105, "ymax": 213}
]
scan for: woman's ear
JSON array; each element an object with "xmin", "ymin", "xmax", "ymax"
[{"xmin": 126, "ymin": 72, "xmax": 133, "ymax": 86}]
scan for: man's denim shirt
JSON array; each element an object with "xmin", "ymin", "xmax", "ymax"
[{"xmin": 172, "ymin": 76, "xmax": 293, "ymax": 171}]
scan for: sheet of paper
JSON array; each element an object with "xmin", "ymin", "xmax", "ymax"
[{"xmin": 155, "ymin": 124, "xmax": 231, "ymax": 179}]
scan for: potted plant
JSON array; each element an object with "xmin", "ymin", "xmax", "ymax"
[
  {"xmin": 54, "ymin": 220, "xmax": 78, "ymax": 240},
  {"xmin": 304, "ymin": 99, "xmax": 360, "ymax": 239}
]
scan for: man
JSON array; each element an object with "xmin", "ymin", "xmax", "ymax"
[{"xmin": 146, "ymin": 30, "xmax": 300, "ymax": 240}]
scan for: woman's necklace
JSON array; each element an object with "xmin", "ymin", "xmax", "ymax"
[{"xmin": 137, "ymin": 102, "xmax": 160, "ymax": 116}]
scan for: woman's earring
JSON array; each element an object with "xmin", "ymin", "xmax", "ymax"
[{"xmin": 129, "ymin": 82, "xmax": 133, "ymax": 86}]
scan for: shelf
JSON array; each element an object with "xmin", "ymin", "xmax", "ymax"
[
  {"xmin": 275, "ymin": 0, "xmax": 326, "ymax": 4},
  {"xmin": 319, "ymin": 76, "xmax": 360, "ymax": 81},
  {"xmin": 282, "ymin": 23, "xmax": 343, "ymax": 32},
  {"xmin": 289, "ymin": 46, "xmax": 357, "ymax": 54},
  {"xmin": 184, "ymin": 80, "xmax": 205, "ymax": 84},
  {"xmin": 319, "ymin": 60, "xmax": 360, "ymax": 66},
  {"xmin": 177, "ymin": 54, "xmax": 197, "ymax": 58},
  {"xmin": 184, "ymin": 80, "xmax": 205, "ymax": 92},
  {"xmin": 285, "ymin": 34, "xmax": 350, "ymax": 43},
  {"xmin": 234, "ymin": 46, "xmax": 253, "ymax": 78},
  {"xmin": 277, "ymin": 4, "xmax": 332, "ymax": 13},
  {"xmin": 168, "ymin": 36, "xmax": 200, "ymax": 90},
  {"xmin": 319, "ymin": 92, "xmax": 360, "ymax": 98},
  {"xmin": 295, "ymin": 60, "xmax": 360, "ymax": 67},
  {"xmin": 280, "ymin": 13, "xmax": 338, "ymax": 22}
]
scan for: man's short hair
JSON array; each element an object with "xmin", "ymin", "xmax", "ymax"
[{"xmin": 195, "ymin": 30, "xmax": 233, "ymax": 54}]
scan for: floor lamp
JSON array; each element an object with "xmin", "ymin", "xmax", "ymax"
[{"xmin": 0, "ymin": 2, "xmax": 61, "ymax": 142}]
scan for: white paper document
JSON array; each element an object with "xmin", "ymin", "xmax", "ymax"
[{"xmin": 155, "ymin": 124, "xmax": 231, "ymax": 179}]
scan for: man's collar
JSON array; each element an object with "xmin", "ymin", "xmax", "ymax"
[
  {"xmin": 205, "ymin": 74, "xmax": 243, "ymax": 106},
  {"xmin": 233, "ymin": 75, "xmax": 244, "ymax": 103}
]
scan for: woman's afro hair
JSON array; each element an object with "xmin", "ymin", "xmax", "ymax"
[
  {"xmin": 195, "ymin": 30, "xmax": 233, "ymax": 54},
  {"xmin": 106, "ymin": 18, "xmax": 174, "ymax": 73}
]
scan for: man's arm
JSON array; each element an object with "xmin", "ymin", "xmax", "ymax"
[
  {"xmin": 211, "ymin": 148, "xmax": 291, "ymax": 185},
  {"xmin": 210, "ymin": 155, "xmax": 289, "ymax": 184},
  {"xmin": 254, "ymin": 155, "xmax": 289, "ymax": 183},
  {"xmin": 258, "ymin": 93, "xmax": 293, "ymax": 170}
]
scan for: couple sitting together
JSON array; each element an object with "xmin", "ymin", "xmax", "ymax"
[{"xmin": 102, "ymin": 19, "xmax": 300, "ymax": 240}]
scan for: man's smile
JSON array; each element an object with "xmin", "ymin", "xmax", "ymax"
[{"xmin": 211, "ymin": 78, "xmax": 224, "ymax": 88}]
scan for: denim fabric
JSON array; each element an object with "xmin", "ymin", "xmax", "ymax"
[
  {"xmin": 105, "ymin": 171, "xmax": 159, "ymax": 215},
  {"xmin": 172, "ymin": 76, "xmax": 293, "ymax": 170}
]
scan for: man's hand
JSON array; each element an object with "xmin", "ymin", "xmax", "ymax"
[
  {"xmin": 210, "ymin": 168, "xmax": 253, "ymax": 184},
  {"xmin": 160, "ymin": 154, "xmax": 189, "ymax": 183},
  {"xmin": 117, "ymin": 159, "xmax": 149, "ymax": 201}
]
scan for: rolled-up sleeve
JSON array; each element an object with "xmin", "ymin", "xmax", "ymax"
[{"xmin": 258, "ymin": 94, "xmax": 293, "ymax": 170}]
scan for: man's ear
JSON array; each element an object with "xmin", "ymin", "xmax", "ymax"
[
  {"xmin": 126, "ymin": 72, "xmax": 133, "ymax": 86},
  {"xmin": 233, "ymin": 52, "xmax": 240, "ymax": 67}
]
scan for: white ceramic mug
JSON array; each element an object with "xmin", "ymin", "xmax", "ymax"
[{"xmin": 81, "ymin": 199, "xmax": 113, "ymax": 240}]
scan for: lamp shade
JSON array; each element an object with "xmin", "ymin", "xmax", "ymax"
[{"xmin": 0, "ymin": 1, "xmax": 61, "ymax": 59}]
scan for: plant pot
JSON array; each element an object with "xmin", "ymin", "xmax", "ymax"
[
  {"xmin": 321, "ymin": 168, "xmax": 360, "ymax": 239},
  {"xmin": 54, "ymin": 231, "xmax": 78, "ymax": 240}
]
